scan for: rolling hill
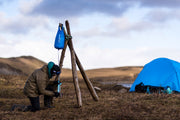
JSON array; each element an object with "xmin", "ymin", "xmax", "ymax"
[
  {"xmin": 0, "ymin": 56, "xmax": 143, "ymax": 83},
  {"xmin": 0, "ymin": 56, "xmax": 46, "ymax": 76}
]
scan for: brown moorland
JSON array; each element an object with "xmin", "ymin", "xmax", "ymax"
[{"xmin": 0, "ymin": 56, "xmax": 179, "ymax": 120}]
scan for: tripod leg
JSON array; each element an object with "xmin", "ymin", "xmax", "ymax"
[
  {"xmin": 75, "ymin": 52, "xmax": 99, "ymax": 101},
  {"xmin": 66, "ymin": 20, "xmax": 82, "ymax": 107}
]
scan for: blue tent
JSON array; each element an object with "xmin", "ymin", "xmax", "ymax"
[{"xmin": 130, "ymin": 58, "xmax": 180, "ymax": 92}]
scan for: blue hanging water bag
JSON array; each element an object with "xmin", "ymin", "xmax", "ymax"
[{"xmin": 54, "ymin": 25, "xmax": 65, "ymax": 49}]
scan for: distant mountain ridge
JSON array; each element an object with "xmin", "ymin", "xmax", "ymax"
[
  {"xmin": 0, "ymin": 56, "xmax": 143, "ymax": 80},
  {"xmin": 0, "ymin": 56, "xmax": 46, "ymax": 76}
]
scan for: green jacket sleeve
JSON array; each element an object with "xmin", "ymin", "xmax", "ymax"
[{"xmin": 36, "ymin": 74, "xmax": 55, "ymax": 96}]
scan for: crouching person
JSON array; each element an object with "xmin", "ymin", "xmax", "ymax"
[{"xmin": 24, "ymin": 62, "xmax": 61, "ymax": 112}]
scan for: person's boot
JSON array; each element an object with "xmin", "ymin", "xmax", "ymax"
[
  {"xmin": 11, "ymin": 104, "xmax": 30, "ymax": 112},
  {"xmin": 23, "ymin": 105, "xmax": 32, "ymax": 112},
  {"xmin": 44, "ymin": 95, "xmax": 55, "ymax": 108}
]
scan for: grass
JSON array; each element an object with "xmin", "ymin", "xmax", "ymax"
[{"xmin": 0, "ymin": 74, "xmax": 180, "ymax": 120}]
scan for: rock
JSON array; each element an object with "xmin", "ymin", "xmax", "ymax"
[
  {"xmin": 118, "ymin": 88, "xmax": 128, "ymax": 93},
  {"xmin": 94, "ymin": 86, "xmax": 101, "ymax": 92},
  {"xmin": 111, "ymin": 85, "xmax": 129, "ymax": 93},
  {"xmin": 112, "ymin": 85, "xmax": 125, "ymax": 91}
]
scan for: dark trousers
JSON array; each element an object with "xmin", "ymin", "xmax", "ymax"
[
  {"xmin": 28, "ymin": 96, "xmax": 40, "ymax": 112},
  {"xmin": 44, "ymin": 83, "xmax": 56, "ymax": 107},
  {"xmin": 27, "ymin": 82, "xmax": 57, "ymax": 111},
  {"xmin": 28, "ymin": 95, "xmax": 53, "ymax": 112}
]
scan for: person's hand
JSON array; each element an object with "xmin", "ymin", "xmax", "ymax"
[
  {"xmin": 53, "ymin": 81, "xmax": 61, "ymax": 85},
  {"xmin": 54, "ymin": 92, "xmax": 60, "ymax": 98}
]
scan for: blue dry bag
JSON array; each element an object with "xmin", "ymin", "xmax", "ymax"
[{"xmin": 54, "ymin": 26, "xmax": 65, "ymax": 49}]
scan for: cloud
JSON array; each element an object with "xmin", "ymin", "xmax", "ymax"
[
  {"xmin": 145, "ymin": 9, "xmax": 180, "ymax": 22},
  {"xmin": 0, "ymin": 0, "xmax": 51, "ymax": 35},
  {"xmin": 24, "ymin": 0, "xmax": 180, "ymax": 31},
  {"xmin": 27, "ymin": 0, "xmax": 180, "ymax": 18},
  {"xmin": 75, "ymin": 46, "xmax": 180, "ymax": 69},
  {"xmin": 0, "ymin": 36, "xmax": 7, "ymax": 45},
  {"xmin": 0, "ymin": 36, "xmax": 57, "ymax": 61},
  {"xmin": 27, "ymin": 0, "xmax": 134, "ymax": 17},
  {"xmin": 0, "ymin": 13, "xmax": 50, "ymax": 34},
  {"xmin": 73, "ymin": 17, "xmax": 156, "ymax": 39},
  {"xmin": 108, "ymin": 17, "xmax": 155, "ymax": 33},
  {"xmin": 0, "ymin": 0, "xmax": 13, "ymax": 5},
  {"xmin": 140, "ymin": 0, "xmax": 180, "ymax": 8},
  {"xmin": 19, "ymin": 0, "xmax": 42, "ymax": 14}
]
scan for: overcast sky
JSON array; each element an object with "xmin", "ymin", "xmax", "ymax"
[{"xmin": 1, "ymin": 0, "xmax": 180, "ymax": 69}]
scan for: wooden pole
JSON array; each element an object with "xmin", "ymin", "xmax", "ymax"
[
  {"xmin": 74, "ymin": 52, "xmax": 99, "ymax": 101},
  {"xmin": 65, "ymin": 20, "xmax": 82, "ymax": 107},
  {"xmin": 58, "ymin": 23, "xmax": 69, "ymax": 70}
]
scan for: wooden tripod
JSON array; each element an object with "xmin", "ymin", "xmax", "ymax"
[{"xmin": 55, "ymin": 20, "xmax": 99, "ymax": 107}]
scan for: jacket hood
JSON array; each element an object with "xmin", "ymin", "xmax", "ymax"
[{"xmin": 47, "ymin": 62, "xmax": 54, "ymax": 78}]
